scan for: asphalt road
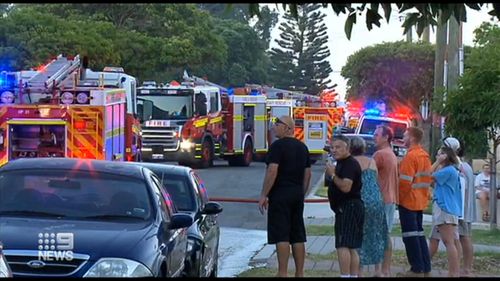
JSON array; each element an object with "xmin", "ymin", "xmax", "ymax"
[{"xmin": 194, "ymin": 160, "xmax": 326, "ymax": 230}]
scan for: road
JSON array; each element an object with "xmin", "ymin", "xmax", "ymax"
[
  {"xmin": 195, "ymin": 160, "xmax": 326, "ymax": 230},
  {"xmin": 164, "ymin": 159, "xmax": 326, "ymax": 276}
]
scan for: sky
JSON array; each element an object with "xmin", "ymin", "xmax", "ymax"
[{"xmin": 266, "ymin": 4, "xmax": 498, "ymax": 101}]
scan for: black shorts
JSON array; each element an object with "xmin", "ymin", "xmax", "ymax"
[
  {"xmin": 267, "ymin": 193, "xmax": 306, "ymax": 244},
  {"xmin": 334, "ymin": 199, "xmax": 364, "ymax": 249}
]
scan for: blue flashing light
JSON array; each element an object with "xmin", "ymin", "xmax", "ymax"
[
  {"xmin": 0, "ymin": 71, "xmax": 16, "ymax": 89},
  {"xmin": 364, "ymin": 108, "xmax": 381, "ymax": 116},
  {"xmin": 227, "ymin": 88, "xmax": 234, "ymax": 95},
  {"xmin": 250, "ymin": 89, "xmax": 260, "ymax": 96}
]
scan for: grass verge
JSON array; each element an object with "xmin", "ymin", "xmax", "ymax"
[
  {"xmin": 306, "ymin": 225, "xmax": 500, "ymax": 246},
  {"xmin": 239, "ymin": 250, "xmax": 500, "ymax": 277}
]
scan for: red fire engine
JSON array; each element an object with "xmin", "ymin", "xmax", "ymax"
[
  {"xmin": 0, "ymin": 54, "xmax": 141, "ymax": 165},
  {"xmin": 136, "ymin": 74, "xmax": 268, "ymax": 168},
  {"xmin": 265, "ymin": 93, "xmax": 344, "ymax": 163}
]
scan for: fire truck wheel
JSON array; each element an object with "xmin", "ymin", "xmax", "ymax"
[
  {"xmin": 241, "ymin": 141, "xmax": 253, "ymax": 167},
  {"xmin": 198, "ymin": 140, "xmax": 213, "ymax": 169}
]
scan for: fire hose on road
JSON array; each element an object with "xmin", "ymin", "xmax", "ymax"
[{"xmin": 208, "ymin": 197, "xmax": 329, "ymax": 203}]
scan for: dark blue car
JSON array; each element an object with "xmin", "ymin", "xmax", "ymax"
[
  {"xmin": 129, "ymin": 162, "xmax": 222, "ymax": 277},
  {"xmin": 0, "ymin": 158, "xmax": 193, "ymax": 277}
]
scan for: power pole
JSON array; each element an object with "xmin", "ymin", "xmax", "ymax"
[{"xmin": 431, "ymin": 12, "xmax": 448, "ymax": 156}]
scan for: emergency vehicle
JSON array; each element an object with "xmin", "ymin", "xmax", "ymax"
[
  {"xmin": 265, "ymin": 95, "xmax": 344, "ymax": 163},
  {"xmin": 354, "ymin": 102, "xmax": 413, "ymax": 158},
  {"xmin": 0, "ymin": 54, "xmax": 141, "ymax": 166},
  {"xmin": 136, "ymin": 75, "xmax": 268, "ymax": 168}
]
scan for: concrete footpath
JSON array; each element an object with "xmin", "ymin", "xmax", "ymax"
[{"xmin": 249, "ymin": 178, "xmax": 500, "ymax": 277}]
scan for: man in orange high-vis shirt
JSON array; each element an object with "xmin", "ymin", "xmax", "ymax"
[{"xmin": 397, "ymin": 127, "xmax": 433, "ymax": 277}]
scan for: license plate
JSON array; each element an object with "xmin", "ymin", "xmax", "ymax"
[{"xmin": 152, "ymin": 154, "xmax": 164, "ymax": 160}]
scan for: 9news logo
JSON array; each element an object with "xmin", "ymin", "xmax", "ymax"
[{"xmin": 37, "ymin": 232, "xmax": 74, "ymax": 261}]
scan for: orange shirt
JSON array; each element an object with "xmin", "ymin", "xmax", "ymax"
[
  {"xmin": 398, "ymin": 144, "xmax": 432, "ymax": 211},
  {"xmin": 373, "ymin": 146, "xmax": 399, "ymax": 204}
]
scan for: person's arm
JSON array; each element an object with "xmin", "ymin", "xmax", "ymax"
[
  {"xmin": 259, "ymin": 163, "xmax": 278, "ymax": 214},
  {"xmin": 326, "ymin": 162, "xmax": 354, "ymax": 193},
  {"xmin": 474, "ymin": 174, "xmax": 482, "ymax": 190},
  {"xmin": 303, "ymin": 167, "xmax": 311, "ymax": 195}
]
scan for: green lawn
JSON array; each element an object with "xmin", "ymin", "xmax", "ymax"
[
  {"xmin": 239, "ymin": 250, "xmax": 500, "ymax": 277},
  {"xmin": 306, "ymin": 225, "xmax": 500, "ymax": 246},
  {"xmin": 314, "ymin": 180, "xmax": 328, "ymax": 197}
]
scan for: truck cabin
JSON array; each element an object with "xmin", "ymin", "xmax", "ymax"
[{"xmin": 136, "ymin": 87, "xmax": 195, "ymax": 122}]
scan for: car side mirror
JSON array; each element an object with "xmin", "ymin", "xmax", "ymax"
[
  {"xmin": 201, "ymin": 201, "xmax": 223, "ymax": 215},
  {"xmin": 169, "ymin": 213, "xmax": 193, "ymax": 229}
]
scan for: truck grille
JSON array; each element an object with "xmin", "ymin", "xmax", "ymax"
[
  {"xmin": 142, "ymin": 126, "xmax": 179, "ymax": 150},
  {"xmin": 4, "ymin": 250, "xmax": 89, "ymax": 276}
]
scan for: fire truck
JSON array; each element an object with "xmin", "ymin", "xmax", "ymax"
[
  {"xmin": 136, "ymin": 74, "xmax": 268, "ymax": 168},
  {"xmin": 265, "ymin": 95, "xmax": 344, "ymax": 163},
  {"xmin": 0, "ymin": 54, "xmax": 141, "ymax": 165}
]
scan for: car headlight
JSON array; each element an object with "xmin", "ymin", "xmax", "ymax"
[
  {"xmin": 180, "ymin": 139, "xmax": 194, "ymax": 151},
  {"xmin": 83, "ymin": 258, "xmax": 153, "ymax": 277}
]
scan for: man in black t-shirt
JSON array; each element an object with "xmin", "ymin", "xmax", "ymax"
[
  {"xmin": 258, "ymin": 115, "xmax": 311, "ymax": 278},
  {"xmin": 325, "ymin": 134, "xmax": 364, "ymax": 278}
]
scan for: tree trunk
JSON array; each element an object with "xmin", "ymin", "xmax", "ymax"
[{"xmin": 489, "ymin": 140, "xmax": 498, "ymax": 230}]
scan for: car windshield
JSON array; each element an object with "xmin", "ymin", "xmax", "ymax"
[
  {"xmin": 137, "ymin": 94, "xmax": 193, "ymax": 121},
  {"xmin": 359, "ymin": 119, "xmax": 407, "ymax": 140},
  {"xmin": 152, "ymin": 171, "xmax": 196, "ymax": 212},
  {"xmin": 0, "ymin": 170, "xmax": 152, "ymax": 220}
]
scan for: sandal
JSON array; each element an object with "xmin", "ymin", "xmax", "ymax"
[{"xmin": 482, "ymin": 211, "xmax": 490, "ymax": 222}]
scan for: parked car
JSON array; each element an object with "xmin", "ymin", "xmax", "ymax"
[
  {"xmin": 129, "ymin": 162, "xmax": 222, "ymax": 277},
  {"xmin": 0, "ymin": 158, "xmax": 193, "ymax": 277},
  {"xmin": 0, "ymin": 242, "xmax": 12, "ymax": 278}
]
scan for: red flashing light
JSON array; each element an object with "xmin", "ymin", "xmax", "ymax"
[{"xmin": 74, "ymin": 120, "xmax": 86, "ymax": 130}]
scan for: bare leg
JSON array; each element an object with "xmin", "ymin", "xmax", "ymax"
[
  {"xmin": 428, "ymin": 238, "xmax": 439, "ymax": 260},
  {"xmin": 275, "ymin": 242, "xmax": 290, "ymax": 277},
  {"xmin": 337, "ymin": 247, "xmax": 351, "ymax": 276},
  {"xmin": 460, "ymin": 235, "xmax": 474, "ymax": 276},
  {"xmin": 349, "ymin": 248, "xmax": 360, "ymax": 277},
  {"xmin": 381, "ymin": 235, "xmax": 392, "ymax": 277},
  {"xmin": 374, "ymin": 263, "xmax": 383, "ymax": 277},
  {"xmin": 478, "ymin": 191, "xmax": 489, "ymax": 220},
  {"xmin": 439, "ymin": 224, "xmax": 460, "ymax": 277},
  {"xmin": 291, "ymin": 242, "xmax": 305, "ymax": 277}
]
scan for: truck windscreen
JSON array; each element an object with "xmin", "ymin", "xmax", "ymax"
[
  {"xmin": 137, "ymin": 95, "xmax": 193, "ymax": 121},
  {"xmin": 359, "ymin": 119, "xmax": 407, "ymax": 139}
]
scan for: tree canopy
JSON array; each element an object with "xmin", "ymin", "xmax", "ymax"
[
  {"xmin": 0, "ymin": 4, "xmax": 278, "ymax": 86},
  {"xmin": 437, "ymin": 22, "xmax": 500, "ymax": 158},
  {"xmin": 341, "ymin": 41, "xmax": 435, "ymax": 119},
  {"xmin": 269, "ymin": 4, "xmax": 333, "ymax": 94},
  {"xmin": 248, "ymin": 3, "xmax": 500, "ymax": 40}
]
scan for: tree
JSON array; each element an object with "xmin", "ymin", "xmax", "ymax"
[
  {"xmin": 3, "ymin": 4, "xmax": 229, "ymax": 83},
  {"xmin": 437, "ymin": 22, "xmax": 500, "ymax": 228},
  {"xmin": 437, "ymin": 22, "xmax": 500, "ymax": 159},
  {"xmin": 246, "ymin": 3, "xmax": 500, "ymax": 40},
  {"xmin": 341, "ymin": 41, "xmax": 435, "ymax": 122},
  {"xmin": 269, "ymin": 4, "xmax": 332, "ymax": 94},
  {"xmin": 200, "ymin": 4, "xmax": 279, "ymax": 50},
  {"xmin": 211, "ymin": 19, "xmax": 270, "ymax": 85},
  {"xmin": 251, "ymin": 6, "xmax": 279, "ymax": 49}
]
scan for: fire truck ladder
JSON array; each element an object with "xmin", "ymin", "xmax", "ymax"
[
  {"xmin": 70, "ymin": 111, "xmax": 100, "ymax": 159},
  {"xmin": 26, "ymin": 54, "xmax": 81, "ymax": 93}
]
